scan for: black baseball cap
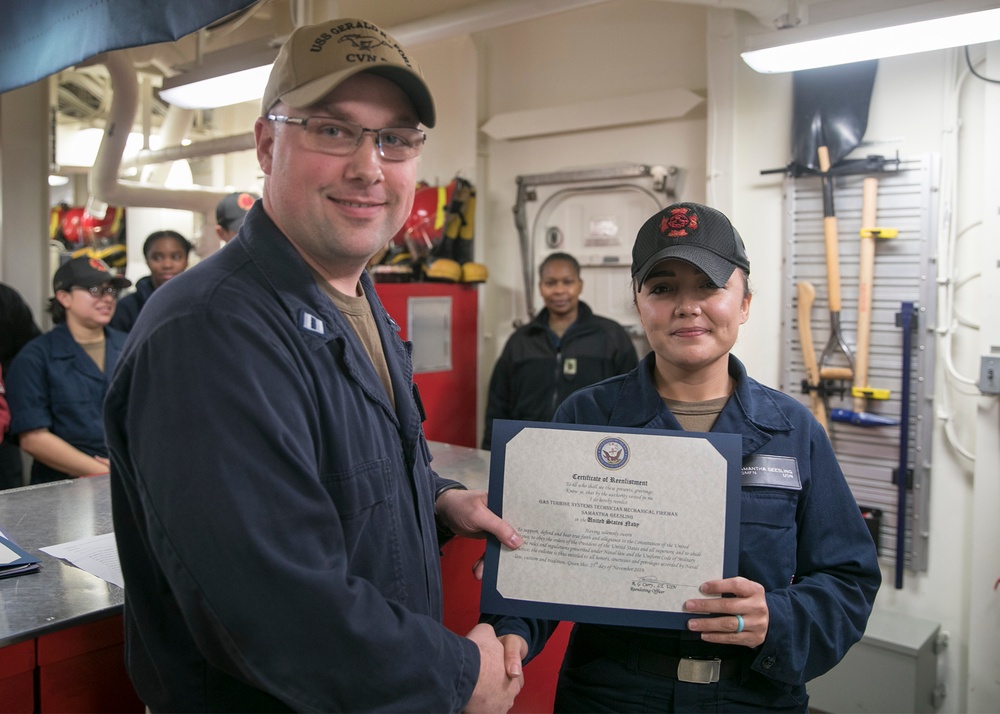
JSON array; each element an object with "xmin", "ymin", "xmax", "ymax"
[
  {"xmin": 632, "ymin": 202, "xmax": 750, "ymax": 290},
  {"xmin": 53, "ymin": 256, "xmax": 131, "ymax": 293},
  {"xmin": 216, "ymin": 192, "xmax": 259, "ymax": 233}
]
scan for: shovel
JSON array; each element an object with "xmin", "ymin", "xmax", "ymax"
[
  {"xmin": 791, "ymin": 61, "xmax": 878, "ymax": 173},
  {"xmin": 791, "ymin": 61, "xmax": 878, "ymax": 384}
]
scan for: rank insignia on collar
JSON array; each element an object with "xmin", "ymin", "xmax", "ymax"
[{"xmin": 299, "ymin": 310, "xmax": 325, "ymax": 335}]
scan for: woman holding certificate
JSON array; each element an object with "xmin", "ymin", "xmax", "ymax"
[{"xmin": 486, "ymin": 202, "xmax": 881, "ymax": 712}]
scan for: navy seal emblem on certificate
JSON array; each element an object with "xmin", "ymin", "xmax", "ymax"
[
  {"xmin": 596, "ymin": 436, "xmax": 629, "ymax": 470},
  {"xmin": 481, "ymin": 420, "xmax": 741, "ymax": 630}
]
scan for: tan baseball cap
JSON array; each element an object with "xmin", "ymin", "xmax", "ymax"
[{"xmin": 261, "ymin": 18, "xmax": 436, "ymax": 127}]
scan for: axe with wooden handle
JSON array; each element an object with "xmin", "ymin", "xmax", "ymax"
[{"xmin": 797, "ymin": 281, "xmax": 828, "ymax": 433}]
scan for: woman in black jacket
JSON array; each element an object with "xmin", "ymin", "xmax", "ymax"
[{"xmin": 482, "ymin": 252, "xmax": 638, "ymax": 449}]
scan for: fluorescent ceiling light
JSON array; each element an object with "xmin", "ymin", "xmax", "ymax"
[
  {"xmin": 160, "ymin": 64, "xmax": 273, "ymax": 109},
  {"xmin": 159, "ymin": 37, "xmax": 279, "ymax": 109},
  {"xmin": 742, "ymin": 1, "xmax": 1000, "ymax": 74}
]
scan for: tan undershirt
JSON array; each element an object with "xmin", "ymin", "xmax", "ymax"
[
  {"xmin": 77, "ymin": 336, "xmax": 106, "ymax": 373},
  {"xmin": 316, "ymin": 278, "xmax": 395, "ymax": 409},
  {"xmin": 663, "ymin": 394, "xmax": 730, "ymax": 432}
]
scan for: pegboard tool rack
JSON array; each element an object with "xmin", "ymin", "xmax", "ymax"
[{"xmin": 779, "ymin": 154, "xmax": 939, "ymax": 573}]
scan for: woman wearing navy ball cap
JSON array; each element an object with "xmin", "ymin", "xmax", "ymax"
[
  {"xmin": 6, "ymin": 256, "xmax": 130, "ymax": 482},
  {"xmin": 485, "ymin": 202, "xmax": 881, "ymax": 712}
]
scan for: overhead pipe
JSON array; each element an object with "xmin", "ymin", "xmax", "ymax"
[
  {"xmin": 140, "ymin": 98, "xmax": 195, "ymax": 185},
  {"xmin": 121, "ymin": 133, "xmax": 255, "ymax": 171},
  {"xmin": 87, "ymin": 49, "xmax": 229, "ymax": 218}
]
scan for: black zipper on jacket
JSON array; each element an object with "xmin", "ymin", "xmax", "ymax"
[{"xmin": 552, "ymin": 345, "xmax": 562, "ymax": 413}]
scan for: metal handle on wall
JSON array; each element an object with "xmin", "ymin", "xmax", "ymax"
[{"xmin": 895, "ymin": 301, "xmax": 915, "ymax": 589}]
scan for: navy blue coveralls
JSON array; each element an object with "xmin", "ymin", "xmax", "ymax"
[
  {"xmin": 104, "ymin": 204, "xmax": 479, "ymax": 712},
  {"xmin": 6, "ymin": 323, "xmax": 125, "ymax": 483},
  {"xmin": 109, "ymin": 275, "xmax": 155, "ymax": 332},
  {"xmin": 486, "ymin": 352, "xmax": 881, "ymax": 712}
]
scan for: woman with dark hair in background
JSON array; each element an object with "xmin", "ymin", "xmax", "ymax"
[
  {"xmin": 482, "ymin": 251, "xmax": 638, "ymax": 449},
  {"xmin": 111, "ymin": 229, "xmax": 192, "ymax": 332},
  {"xmin": 5, "ymin": 256, "xmax": 130, "ymax": 483}
]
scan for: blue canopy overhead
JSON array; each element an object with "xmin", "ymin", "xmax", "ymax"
[{"xmin": 0, "ymin": 0, "xmax": 259, "ymax": 94}]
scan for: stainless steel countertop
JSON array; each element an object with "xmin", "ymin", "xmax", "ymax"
[
  {"xmin": 426, "ymin": 441, "xmax": 490, "ymax": 492},
  {"xmin": 0, "ymin": 475, "xmax": 122, "ymax": 647},
  {"xmin": 0, "ymin": 442, "xmax": 491, "ymax": 648}
]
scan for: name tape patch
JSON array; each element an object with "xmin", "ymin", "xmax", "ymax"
[{"xmin": 742, "ymin": 454, "xmax": 801, "ymax": 490}]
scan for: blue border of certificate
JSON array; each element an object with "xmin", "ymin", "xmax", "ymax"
[{"xmin": 481, "ymin": 419, "xmax": 742, "ymax": 630}]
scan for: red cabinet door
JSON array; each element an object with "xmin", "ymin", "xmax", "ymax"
[{"xmin": 374, "ymin": 283, "xmax": 478, "ymax": 448}]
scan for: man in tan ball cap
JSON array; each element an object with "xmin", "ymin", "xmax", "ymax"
[{"xmin": 107, "ymin": 18, "xmax": 523, "ymax": 712}]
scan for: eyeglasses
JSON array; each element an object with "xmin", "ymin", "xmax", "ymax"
[
  {"xmin": 73, "ymin": 285, "xmax": 120, "ymax": 298},
  {"xmin": 266, "ymin": 115, "xmax": 426, "ymax": 161}
]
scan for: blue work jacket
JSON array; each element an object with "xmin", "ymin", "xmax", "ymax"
[
  {"xmin": 105, "ymin": 204, "xmax": 478, "ymax": 712},
  {"xmin": 487, "ymin": 352, "xmax": 881, "ymax": 707},
  {"xmin": 109, "ymin": 275, "xmax": 155, "ymax": 332},
  {"xmin": 6, "ymin": 323, "xmax": 125, "ymax": 482}
]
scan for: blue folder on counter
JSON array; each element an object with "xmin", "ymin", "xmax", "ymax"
[{"xmin": 0, "ymin": 533, "xmax": 40, "ymax": 579}]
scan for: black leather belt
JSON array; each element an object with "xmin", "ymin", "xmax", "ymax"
[{"xmin": 601, "ymin": 637, "xmax": 742, "ymax": 684}]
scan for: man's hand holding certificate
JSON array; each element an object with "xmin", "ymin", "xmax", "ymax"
[{"xmin": 481, "ymin": 420, "xmax": 741, "ymax": 630}]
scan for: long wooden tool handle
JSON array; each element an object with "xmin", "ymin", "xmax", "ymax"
[
  {"xmin": 854, "ymin": 177, "xmax": 878, "ymax": 413},
  {"xmin": 818, "ymin": 146, "xmax": 842, "ymax": 313},
  {"xmin": 797, "ymin": 281, "xmax": 828, "ymax": 432}
]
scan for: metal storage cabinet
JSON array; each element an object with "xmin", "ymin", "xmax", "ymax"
[{"xmin": 808, "ymin": 609, "xmax": 945, "ymax": 713}]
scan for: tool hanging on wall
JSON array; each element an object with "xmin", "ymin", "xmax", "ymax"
[
  {"xmin": 816, "ymin": 145, "xmax": 855, "ymax": 384},
  {"xmin": 853, "ymin": 177, "xmax": 898, "ymax": 411},
  {"xmin": 895, "ymin": 301, "xmax": 917, "ymax": 589},
  {"xmin": 829, "ymin": 176, "xmax": 900, "ymax": 428},
  {"xmin": 781, "ymin": 62, "xmax": 877, "ymax": 394},
  {"xmin": 830, "ymin": 408, "xmax": 899, "ymax": 427},
  {"xmin": 796, "ymin": 281, "xmax": 829, "ymax": 432}
]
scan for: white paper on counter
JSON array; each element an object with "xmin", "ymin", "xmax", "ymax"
[{"xmin": 41, "ymin": 532, "xmax": 124, "ymax": 588}]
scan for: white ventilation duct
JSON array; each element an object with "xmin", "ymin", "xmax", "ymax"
[{"xmin": 88, "ymin": 49, "xmax": 229, "ymax": 216}]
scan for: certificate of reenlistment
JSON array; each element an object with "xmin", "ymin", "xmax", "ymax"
[{"xmin": 481, "ymin": 420, "xmax": 741, "ymax": 630}]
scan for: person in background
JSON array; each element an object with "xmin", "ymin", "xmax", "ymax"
[
  {"xmin": 486, "ymin": 203, "xmax": 881, "ymax": 713},
  {"xmin": 0, "ymin": 282, "xmax": 42, "ymax": 375},
  {"xmin": 482, "ymin": 251, "xmax": 638, "ymax": 449},
  {"xmin": 6, "ymin": 257, "xmax": 130, "ymax": 484},
  {"xmin": 215, "ymin": 190, "xmax": 259, "ymax": 244},
  {"xmin": 110, "ymin": 229, "xmax": 192, "ymax": 332},
  {"xmin": 105, "ymin": 18, "xmax": 522, "ymax": 713},
  {"xmin": 0, "ymin": 281, "xmax": 41, "ymax": 489},
  {"xmin": 0, "ymin": 369, "xmax": 10, "ymax": 446}
]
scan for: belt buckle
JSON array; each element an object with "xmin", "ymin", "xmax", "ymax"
[{"xmin": 676, "ymin": 657, "xmax": 721, "ymax": 684}]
